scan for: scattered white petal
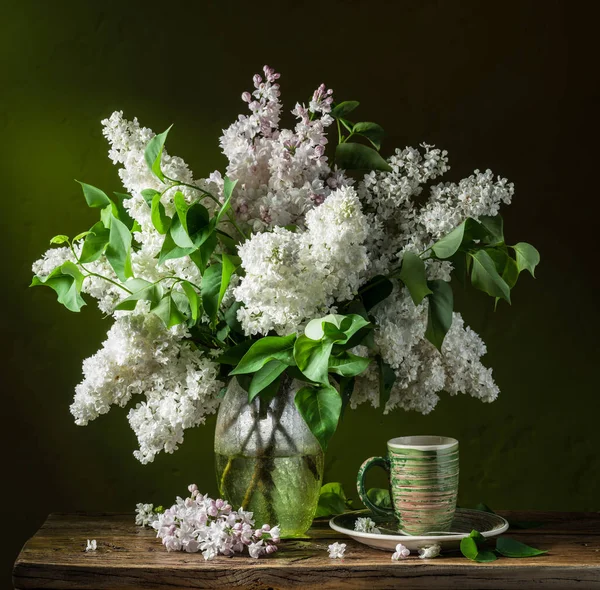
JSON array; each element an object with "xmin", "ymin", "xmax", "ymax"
[
  {"xmin": 418, "ymin": 544, "xmax": 441, "ymax": 559},
  {"xmin": 328, "ymin": 542, "xmax": 347, "ymax": 559},
  {"xmin": 85, "ymin": 539, "xmax": 97, "ymax": 552},
  {"xmin": 391, "ymin": 543, "xmax": 410, "ymax": 560}
]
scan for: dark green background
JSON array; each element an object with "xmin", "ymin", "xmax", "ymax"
[{"xmin": 3, "ymin": 0, "xmax": 598, "ymax": 585}]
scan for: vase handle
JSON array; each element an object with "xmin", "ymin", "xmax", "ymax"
[{"xmin": 356, "ymin": 456, "xmax": 394, "ymax": 518}]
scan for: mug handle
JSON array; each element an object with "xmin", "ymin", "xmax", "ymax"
[{"xmin": 356, "ymin": 456, "xmax": 395, "ymax": 518}]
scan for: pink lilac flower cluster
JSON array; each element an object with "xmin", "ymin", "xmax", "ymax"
[{"xmin": 149, "ymin": 484, "xmax": 280, "ymax": 560}]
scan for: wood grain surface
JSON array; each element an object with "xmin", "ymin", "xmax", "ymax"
[{"xmin": 13, "ymin": 511, "xmax": 600, "ymax": 589}]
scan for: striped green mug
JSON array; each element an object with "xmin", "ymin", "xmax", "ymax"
[{"xmin": 357, "ymin": 435, "xmax": 459, "ymax": 535}]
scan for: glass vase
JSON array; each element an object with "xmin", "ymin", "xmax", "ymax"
[{"xmin": 214, "ymin": 375, "xmax": 324, "ymax": 537}]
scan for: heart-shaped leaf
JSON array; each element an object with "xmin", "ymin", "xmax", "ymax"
[
  {"xmin": 399, "ymin": 251, "xmax": 432, "ymax": 305},
  {"xmin": 335, "ymin": 143, "xmax": 392, "ymax": 172},
  {"xmin": 295, "ymin": 384, "xmax": 342, "ymax": 450}
]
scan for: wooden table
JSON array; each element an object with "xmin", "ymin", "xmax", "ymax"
[{"xmin": 13, "ymin": 511, "xmax": 600, "ymax": 589}]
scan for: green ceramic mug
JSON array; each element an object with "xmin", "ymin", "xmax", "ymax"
[{"xmin": 357, "ymin": 435, "xmax": 459, "ymax": 535}]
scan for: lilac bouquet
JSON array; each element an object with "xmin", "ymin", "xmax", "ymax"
[{"xmin": 31, "ymin": 65, "xmax": 539, "ymax": 461}]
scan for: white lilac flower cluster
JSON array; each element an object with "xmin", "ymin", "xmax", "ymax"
[
  {"xmin": 70, "ymin": 310, "xmax": 223, "ymax": 464},
  {"xmin": 234, "ymin": 186, "xmax": 369, "ymax": 335},
  {"xmin": 221, "ymin": 66, "xmax": 347, "ymax": 233},
  {"xmin": 32, "ymin": 65, "xmax": 513, "ymax": 461},
  {"xmin": 144, "ymin": 485, "xmax": 280, "ymax": 560},
  {"xmin": 354, "ymin": 517, "xmax": 379, "ymax": 534}
]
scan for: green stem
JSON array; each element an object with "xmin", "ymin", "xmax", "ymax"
[{"xmin": 337, "ymin": 119, "xmax": 343, "ymax": 144}]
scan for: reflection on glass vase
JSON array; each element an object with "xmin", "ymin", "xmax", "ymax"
[{"xmin": 214, "ymin": 375, "xmax": 324, "ymax": 537}]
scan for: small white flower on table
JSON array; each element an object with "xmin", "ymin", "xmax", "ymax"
[
  {"xmin": 248, "ymin": 540, "xmax": 265, "ymax": 559},
  {"xmin": 354, "ymin": 517, "xmax": 380, "ymax": 534},
  {"xmin": 418, "ymin": 544, "xmax": 441, "ymax": 559},
  {"xmin": 328, "ymin": 542, "xmax": 346, "ymax": 559},
  {"xmin": 391, "ymin": 543, "xmax": 410, "ymax": 560},
  {"xmin": 85, "ymin": 540, "xmax": 97, "ymax": 552}
]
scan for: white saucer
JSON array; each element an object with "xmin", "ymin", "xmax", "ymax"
[{"xmin": 329, "ymin": 508, "xmax": 509, "ymax": 552}]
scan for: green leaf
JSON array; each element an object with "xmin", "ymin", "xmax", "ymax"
[
  {"xmin": 338, "ymin": 314, "xmax": 371, "ymax": 342},
  {"xmin": 73, "ymin": 231, "xmax": 93, "ymax": 242},
  {"xmin": 158, "ymin": 230, "xmax": 196, "ymax": 264},
  {"xmin": 512, "ymin": 242, "xmax": 540, "ymax": 277},
  {"xmin": 100, "ymin": 203, "xmax": 117, "ymax": 228},
  {"xmin": 431, "ymin": 220, "xmax": 468, "ymax": 259},
  {"xmin": 377, "ymin": 356, "xmax": 396, "ymax": 408},
  {"xmin": 474, "ymin": 550, "xmax": 498, "ymax": 562},
  {"xmin": 335, "ymin": 142, "xmax": 392, "ymax": 172},
  {"xmin": 112, "ymin": 192, "xmax": 136, "ymax": 230},
  {"xmin": 219, "ymin": 253, "xmax": 236, "ymax": 309},
  {"xmin": 216, "ymin": 177, "xmax": 238, "ymax": 225},
  {"xmin": 30, "ymin": 261, "xmax": 86, "ymax": 312},
  {"xmin": 216, "ymin": 340, "xmax": 254, "ymax": 365},
  {"xmin": 151, "ymin": 294, "xmax": 186, "ymax": 328},
  {"xmin": 151, "ymin": 193, "xmax": 171, "ymax": 235},
  {"xmin": 294, "ymin": 336, "xmax": 335, "ymax": 385},
  {"xmin": 79, "ymin": 222, "xmax": 110, "ymax": 263},
  {"xmin": 141, "ymin": 188, "xmax": 160, "ymax": 206},
  {"xmin": 230, "ymin": 334, "xmax": 297, "ymax": 375},
  {"xmin": 181, "ymin": 281, "xmax": 200, "ymax": 324},
  {"xmin": 460, "ymin": 536, "xmax": 479, "ymax": 560},
  {"xmin": 248, "ymin": 359, "xmax": 288, "ymax": 402},
  {"xmin": 352, "ymin": 122, "xmax": 385, "ymax": 150},
  {"xmin": 50, "ymin": 235, "xmax": 69, "ymax": 244},
  {"xmin": 114, "ymin": 279, "xmax": 163, "ymax": 311},
  {"xmin": 425, "ymin": 279, "xmax": 454, "ymax": 351},
  {"xmin": 105, "ymin": 215, "xmax": 133, "ymax": 282},
  {"xmin": 76, "ymin": 181, "xmax": 111, "ymax": 208},
  {"xmin": 202, "ymin": 263, "xmax": 222, "ymax": 326},
  {"xmin": 328, "ymin": 352, "xmax": 371, "ymax": 377},
  {"xmin": 470, "ymin": 250, "xmax": 511, "ymax": 303},
  {"xmin": 331, "ymin": 101, "xmax": 360, "ymax": 119},
  {"xmin": 295, "ymin": 384, "xmax": 342, "ymax": 451},
  {"xmin": 360, "ymin": 275, "xmax": 394, "ymax": 310},
  {"xmin": 496, "ymin": 537, "xmax": 548, "ymax": 558},
  {"xmin": 366, "ymin": 488, "xmax": 392, "ymax": 510},
  {"xmin": 461, "ymin": 534, "xmax": 497, "ymax": 562},
  {"xmin": 314, "ymin": 482, "xmax": 349, "ymax": 518},
  {"xmin": 305, "ymin": 314, "xmax": 347, "ymax": 340},
  {"xmin": 224, "ymin": 300, "xmax": 244, "ymax": 334},
  {"xmin": 190, "ymin": 232, "xmax": 218, "ymax": 274},
  {"xmin": 501, "ymin": 256, "xmax": 519, "ymax": 289},
  {"xmin": 399, "ymin": 251, "xmax": 433, "ymax": 305},
  {"xmin": 479, "ymin": 215, "xmax": 504, "ymax": 245},
  {"xmin": 144, "ymin": 125, "xmax": 172, "ymax": 182}
]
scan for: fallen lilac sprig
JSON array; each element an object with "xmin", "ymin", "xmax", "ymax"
[{"xmin": 137, "ymin": 484, "xmax": 280, "ymax": 560}]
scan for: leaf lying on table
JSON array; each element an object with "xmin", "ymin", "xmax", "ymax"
[
  {"xmin": 460, "ymin": 529, "xmax": 547, "ymax": 562},
  {"xmin": 496, "ymin": 537, "xmax": 548, "ymax": 557},
  {"xmin": 460, "ymin": 530, "xmax": 498, "ymax": 562}
]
